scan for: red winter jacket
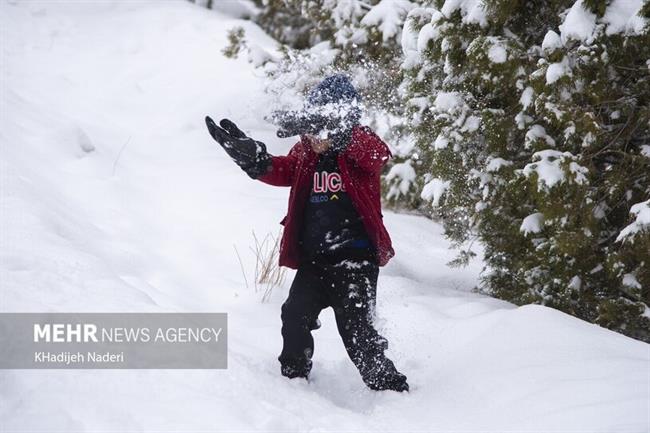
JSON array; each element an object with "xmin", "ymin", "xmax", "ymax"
[{"xmin": 258, "ymin": 125, "xmax": 395, "ymax": 269}]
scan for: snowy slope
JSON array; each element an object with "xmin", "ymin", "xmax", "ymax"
[{"xmin": 1, "ymin": 1, "xmax": 648, "ymax": 432}]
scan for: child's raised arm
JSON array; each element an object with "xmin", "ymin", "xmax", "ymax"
[
  {"xmin": 205, "ymin": 116, "xmax": 302, "ymax": 187},
  {"xmin": 256, "ymin": 141, "xmax": 303, "ymax": 187}
]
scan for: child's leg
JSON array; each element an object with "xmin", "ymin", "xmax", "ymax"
[
  {"xmin": 278, "ymin": 262, "xmax": 327, "ymax": 379},
  {"xmin": 328, "ymin": 256, "xmax": 408, "ymax": 391}
]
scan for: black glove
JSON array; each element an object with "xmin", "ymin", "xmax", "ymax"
[{"xmin": 205, "ymin": 116, "xmax": 272, "ymax": 179}]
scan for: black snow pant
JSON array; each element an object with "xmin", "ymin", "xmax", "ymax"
[{"xmin": 278, "ymin": 249, "xmax": 407, "ymax": 390}]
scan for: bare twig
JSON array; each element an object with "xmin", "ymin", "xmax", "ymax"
[
  {"xmin": 233, "ymin": 244, "xmax": 248, "ymax": 289},
  {"xmin": 249, "ymin": 230, "xmax": 287, "ymax": 302},
  {"xmin": 112, "ymin": 136, "xmax": 131, "ymax": 176}
]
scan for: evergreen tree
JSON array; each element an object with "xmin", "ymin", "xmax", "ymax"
[{"xmin": 398, "ymin": 0, "xmax": 650, "ymax": 341}]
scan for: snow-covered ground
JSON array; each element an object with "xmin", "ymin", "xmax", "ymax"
[{"xmin": 1, "ymin": 1, "xmax": 648, "ymax": 431}]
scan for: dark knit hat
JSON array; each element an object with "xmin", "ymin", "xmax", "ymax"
[{"xmin": 307, "ymin": 74, "xmax": 360, "ymax": 106}]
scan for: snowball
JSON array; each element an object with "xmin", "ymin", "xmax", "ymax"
[
  {"xmin": 520, "ymin": 212, "xmax": 544, "ymax": 234},
  {"xmin": 603, "ymin": 0, "xmax": 647, "ymax": 35},
  {"xmin": 559, "ymin": 0, "xmax": 597, "ymax": 43},
  {"xmin": 541, "ymin": 30, "xmax": 562, "ymax": 51},
  {"xmin": 616, "ymin": 199, "xmax": 650, "ymax": 242},
  {"xmin": 421, "ymin": 178, "xmax": 450, "ymax": 206},
  {"xmin": 488, "ymin": 43, "xmax": 507, "ymax": 63}
]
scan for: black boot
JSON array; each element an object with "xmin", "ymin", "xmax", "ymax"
[
  {"xmin": 366, "ymin": 371, "xmax": 409, "ymax": 392},
  {"xmin": 280, "ymin": 360, "xmax": 311, "ymax": 380}
]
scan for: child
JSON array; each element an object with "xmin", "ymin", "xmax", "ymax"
[{"xmin": 206, "ymin": 75, "xmax": 408, "ymax": 392}]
